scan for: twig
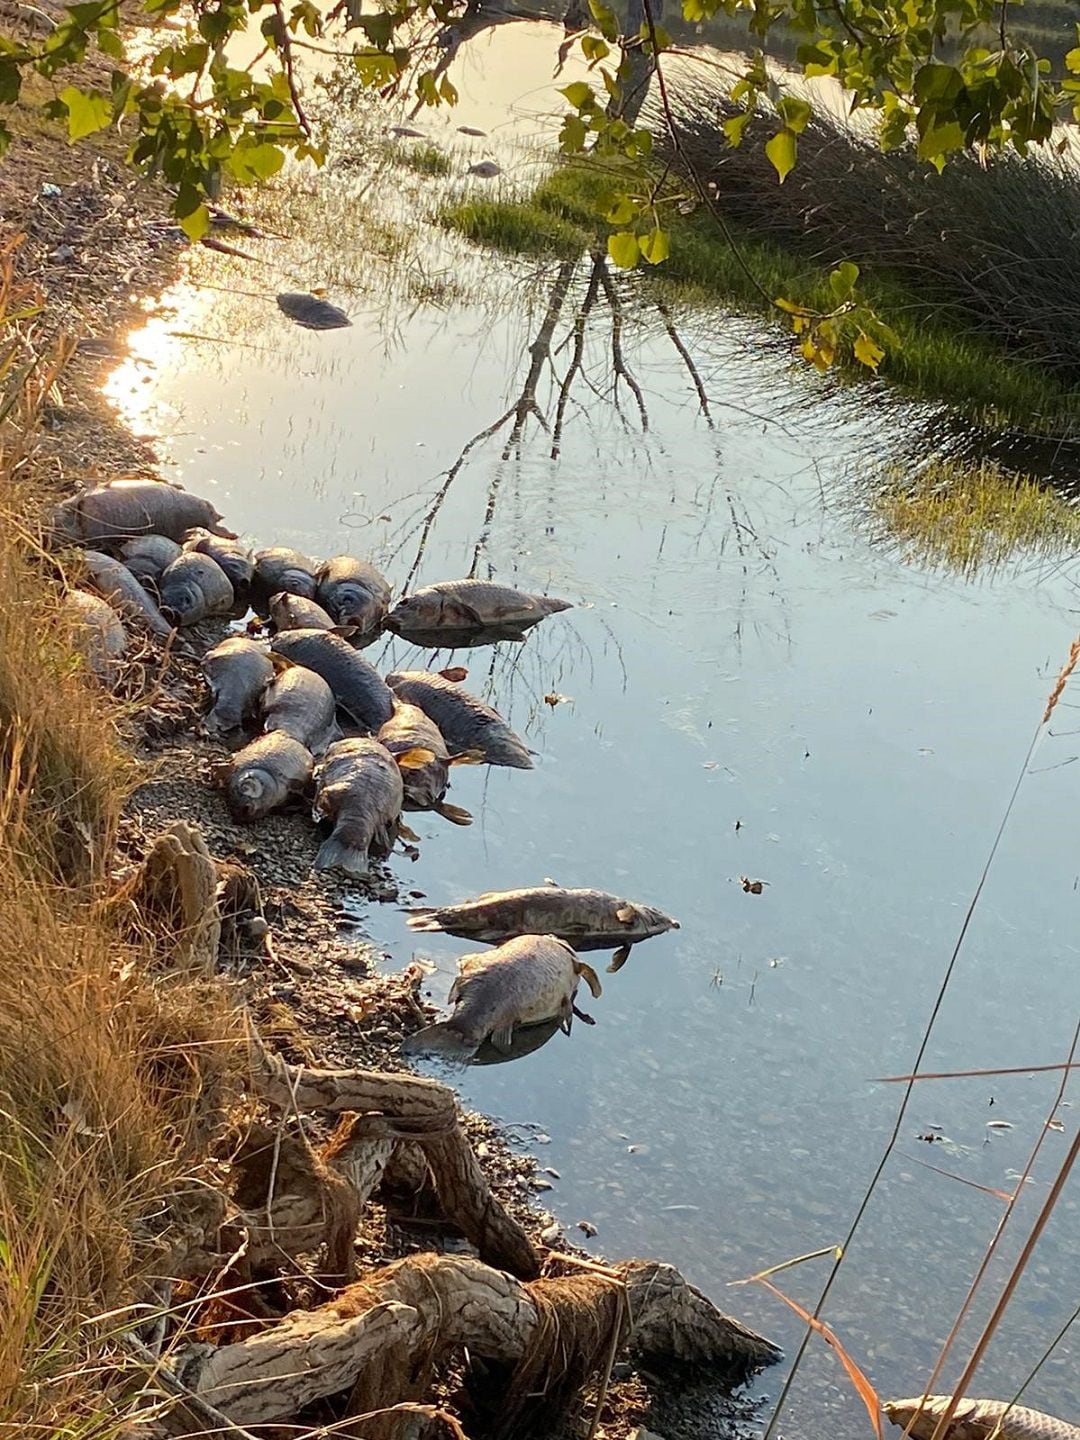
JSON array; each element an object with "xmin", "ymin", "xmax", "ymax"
[
  {"xmin": 272, "ymin": 0, "xmax": 313, "ymax": 141},
  {"xmin": 122, "ymin": 1335, "xmax": 263, "ymax": 1440}
]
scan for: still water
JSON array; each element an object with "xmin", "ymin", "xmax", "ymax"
[{"xmin": 108, "ymin": 26, "xmax": 1080, "ymax": 1436}]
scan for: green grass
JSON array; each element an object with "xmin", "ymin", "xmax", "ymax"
[
  {"xmin": 440, "ymin": 163, "xmax": 1080, "ymax": 433},
  {"xmin": 392, "ymin": 141, "xmax": 452, "ymax": 177}
]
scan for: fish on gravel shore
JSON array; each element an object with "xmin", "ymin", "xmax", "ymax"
[
  {"xmin": 254, "ymin": 547, "xmax": 318, "ymax": 602},
  {"xmin": 183, "ymin": 527, "xmax": 255, "ymax": 592},
  {"xmin": 159, "ymin": 551, "xmax": 234, "ymax": 625},
  {"xmin": 51, "ymin": 479, "xmax": 235, "ymax": 546},
  {"xmin": 269, "ymin": 591, "xmax": 336, "ymax": 632},
  {"xmin": 222, "ymin": 732, "xmax": 314, "ymax": 821},
  {"xmin": 272, "ymin": 629, "xmax": 394, "ymax": 732},
  {"xmin": 315, "ymin": 556, "xmax": 391, "ymax": 640},
  {"xmin": 118, "ymin": 534, "xmax": 181, "ymax": 587},
  {"xmin": 312, "ymin": 737, "xmax": 405, "ymax": 877},
  {"xmin": 385, "ymin": 669, "xmax": 532, "ymax": 769},
  {"xmin": 407, "ymin": 886, "xmax": 680, "ymax": 971},
  {"xmin": 81, "ymin": 549, "xmax": 174, "ymax": 638},
  {"xmin": 262, "ymin": 660, "xmax": 340, "ymax": 755},
  {"xmin": 63, "ymin": 589, "xmax": 126, "ymax": 684},
  {"xmin": 885, "ymin": 1398, "xmax": 1080, "ymax": 1440},
  {"xmin": 276, "ymin": 292, "xmax": 351, "ymax": 330},
  {"xmin": 403, "ymin": 934, "xmax": 602, "ymax": 1063},
  {"xmin": 386, "ymin": 579, "xmax": 571, "ymax": 643},
  {"xmin": 377, "ymin": 700, "xmax": 476, "ymax": 824},
  {"xmin": 202, "ymin": 636, "xmax": 274, "ymax": 734}
]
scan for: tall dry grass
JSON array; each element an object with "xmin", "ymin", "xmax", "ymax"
[{"xmin": 0, "ymin": 247, "xmax": 238, "ymax": 1436}]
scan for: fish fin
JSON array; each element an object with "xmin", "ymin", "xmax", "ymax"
[
  {"xmin": 314, "ymin": 836, "xmax": 370, "ymax": 878},
  {"xmin": 270, "ymin": 653, "xmax": 294, "ymax": 674},
  {"xmin": 560, "ymin": 1011, "xmax": 572, "ymax": 1037},
  {"xmin": 210, "ymin": 522, "xmax": 239, "ymax": 540},
  {"xmin": 208, "ymin": 758, "xmax": 233, "ymax": 787},
  {"xmin": 396, "ymin": 746, "xmax": 437, "ymax": 770},
  {"xmin": 615, "ymin": 904, "xmax": 635, "ymax": 922},
  {"xmin": 438, "ymin": 666, "xmax": 468, "ymax": 682},
  {"xmin": 448, "ymin": 748, "xmax": 485, "ymax": 766},
  {"xmin": 606, "ymin": 945, "xmax": 631, "ymax": 974},
  {"xmin": 500, "ymin": 629, "xmax": 528, "ymax": 641},
  {"xmin": 576, "ymin": 961, "xmax": 603, "ymax": 998},
  {"xmin": 489, "ymin": 1025, "xmax": 515, "ymax": 1053},
  {"xmin": 331, "ymin": 624, "xmax": 359, "ymax": 639},
  {"xmin": 543, "ymin": 877, "xmax": 560, "ymax": 887},
  {"xmin": 435, "ymin": 802, "xmax": 473, "ymax": 827},
  {"xmin": 405, "ymin": 909, "xmax": 441, "ymax": 932},
  {"xmin": 447, "ymin": 975, "xmax": 463, "ymax": 1005},
  {"xmin": 572, "ymin": 1003, "xmax": 597, "ymax": 1026},
  {"xmin": 397, "ymin": 820, "xmax": 421, "ymax": 843},
  {"xmin": 401, "ymin": 1022, "xmax": 476, "ymax": 1064}
]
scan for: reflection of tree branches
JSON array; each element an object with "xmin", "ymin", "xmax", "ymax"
[
  {"xmin": 655, "ymin": 295, "xmax": 712, "ymax": 425},
  {"xmin": 595, "ymin": 263, "xmax": 649, "ymax": 432},
  {"xmin": 553, "ymin": 252, "xmax": 603, "ymax": 459}
]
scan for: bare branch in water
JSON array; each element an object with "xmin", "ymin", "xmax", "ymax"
[{"xmin": 596, "ymin": 262, "xmax": 649, "ymax": 432}]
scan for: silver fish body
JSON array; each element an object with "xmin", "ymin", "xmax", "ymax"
[
  {"xmin": 272, "ymin": 630, "xmax": 394, "ymax": 732},
  {"xmin": 81, "ymin": 550, "xmax": 174, "ymax": 637},
  {"xmin": 254, "ymin": 547, "xmax": 318, "ymax": 601},
  {"xmin": 407, "ymin": 887, "xmax": 679, "ymax": 965},
  {"xmin": 262, "ymin": 664, "xmax": 340, "ymax": 755},
  {"xmin": 159, "ymin": 552, "xmax": 234, "ymax": 625},
  {"xmin": 202, "ymin": 636, "xmax": 274, "ymax": 734},
  {"xmin": 312, "ymin": 737, "xmax": 403, "ymax": 877},
  {"xmin": 225, "ymin": 732, "xmax": 313, "ymax": 821},
  {"xmin": 385, "ymin": 670, "xmax": 531, "ymax": 769},
  {"xmin": 276, "ymin": 292, "xmax": 351, "ymax": 330},
  {"xmin": 403, "ymin": 934, "xmax": 602, "ymax": 1063},
  {"xmin": 183, "ymin": 527, "xmax": 255, "ymax": 592},
  {"xmin": 51, "ymin": 479, "xmax": 234, "ymax": 546},
  {"xmin": 269, "ymin": 591, "xmax": 335, "ymax": 632},
  {"xmin": 118, "ymin": 534, "xmax": 182, "ymax": 587},
  {"xmin": 387, "ymin": 579, "xmax": 571, "ymax": 642},
  {"xmin": 315, "ymin": 556, "xmax": 391, "ymax": 640},
  {"xmin": 63, "ymin": 589, "xmax": 126, "ymax": 684},
  {"xmin": 885, "ymin": 1398, "xmax": 1080, "ymax": 1440}
]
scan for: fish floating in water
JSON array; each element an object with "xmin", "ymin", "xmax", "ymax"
[
  {"xmin": 403, "ymin": 934, "xmax": 603, "ymax": 1063},
  {"xmin": 386, "ymin": 578, "xmax": 571, "ymax": 645},
  {"xmin": 885, "ymin": 1398, "xmax": 1080, "ymax": 1440},
  {"xmin": 407, "ymin": 885, "xmax": 679, "ymax": 972},
  {"xmin": 276, "ymin": 292, "xmax": 351, "ymax": 330},
  {"xmin": 254, "ymin": 547, "xmax": 319, "ymax": 602}
]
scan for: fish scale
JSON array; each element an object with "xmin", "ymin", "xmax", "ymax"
[{"xmin": 885, "ymin": 1398, "xmax": 1080, "ymax": 1440}]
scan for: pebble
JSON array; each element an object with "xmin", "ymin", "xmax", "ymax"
[
  {"xmin": 577, "ymin": 1219, "xmax": 598, "ymax": 1237},
  {"xmin": 541, "ymin": 1222, "xmax": 561, "ymax": 1243}
]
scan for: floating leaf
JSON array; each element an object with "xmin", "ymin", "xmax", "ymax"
[
  {"xmin": 738, "ymin": 876, "xmax": 767, "ymax": 894},
  {"xmin": 544, "ymin": 692, "xmax": 572, "ymax": 708}
]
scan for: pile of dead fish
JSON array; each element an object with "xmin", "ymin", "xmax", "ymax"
[{"xmin": 55, "ymin": 476, "xmax": 678, "ymax": 1063}]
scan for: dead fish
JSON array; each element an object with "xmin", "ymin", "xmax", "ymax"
[
  {"xmin": 221, "ymin": 732, "xmax": 313, "ymax": 821},
  {"xmin": 272, "ymin": 629, "xmax": 394, "ymax": 731},
  {"xmin": 385, "ymin": 669, "xmax": 532, "ymax": 768},
  {"xmin": 80, "ymin": 549, "xmax": 174, "ymax": 638},
  {"xmin": 403, "ymin": 935, "xmax": 602, "ymax": 1063},
  {"xmin": 312, "ymin": 737, "xmax": 404, "ymax": 877},
  {"xmin": 467, "ymin": 160, "xmax": 501, "ymax": 178},
  {"xmin": 262, "ymin": 660, "xmax": 341, "ymax": 755},
  {"xmin": 183, "ymin": 527, "xmax": 255, "ymax": 592},
  {"xmin": 62, "ymin": 589, "xmax": 126, "ymax": 684},
  {"xmin": 276, "ymin": 292, "xmax": 351, "ymax": 330},
  {"xmin": 159, "ymin": 551, "xmax": 234, "ymax": 625},
  {"xmin": 118, "ymin": 534, "xmax": 182, "ymax": 586},
  {"xmin": 377, "ymin": 700, "xmax": 476, "ymax": 824},
  {"xmin": 387, "ymin": 579, "xmax": 571, "ymax": 642},
  {"xmin": 51, "ymin": 479, "xmax": 235, "ymax": 546},
  {"xmin": 202, "ymin": 636, "xmax": 274, "ymax": 734},
  {"xmin": 407, "ymin": 886, "xmax": 679, "ymax": 971},
  {"xmin": 269, "ymin": 591, "xmax": 336, "ymax": 632},
  {"xmin": 254, "ymin": 547, "xmax": 318, "ymax": 602},
  {"xmin": 315, "ymin": 555, "xmax": 391, "ymax": 639},
  {"xmin": 885, "ymin": 1398, "xmax": 1080, "ymax": 1440}
]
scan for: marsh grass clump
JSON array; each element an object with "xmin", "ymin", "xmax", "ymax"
[
  {"xmin": 392, "ymin": 140, "xmax": 452, "ymax": 177},
  {"xmin": 867, "ymin": 458, "xmax": 1080, "ymax": 577}
]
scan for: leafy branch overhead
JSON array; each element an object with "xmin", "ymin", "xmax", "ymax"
[{"xmin": 1, "ymin": 0, "xmax": 1077, "ymax": 360}]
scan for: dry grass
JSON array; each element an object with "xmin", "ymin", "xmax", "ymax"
[
  {"xmin": 0, "ymin": 256, "xmax": 239, "ymax": 1437},
  {"xmin": 866, "ymin": 458, "xmax": 1080, "ymax": 578}
]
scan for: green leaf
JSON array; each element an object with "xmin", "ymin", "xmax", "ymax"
[
  {"xmin": 916, "ymin": 118, "xmax": 965, "ymax": 163},
  {"xmin": 638, "ymin": 227, "xmax": 669, "ymax": 264},
  {"xmin": 247, "ymin": 142, "xmax": 285, "ymax": 178},
  {"xmin": 776, "ymin": 94, "xmax": 811, "ymax": 134},
  {"xmin": 588, "ymin": 0, "xmax": 618, "ymax": 41},
  {"xmin": 59, "ymin": 86, "xmax": 112, "ymax": 141},
  {"xmin": 607, "ymin": 230, "xmax": 640, "ymax": 269},
  {"xmin": 829, "ymin": 260, "xmax": 859, "ymax": 302},
  {"xmin": 0, "ymin": 121, "xmax": 10, "ymax": 160},
  {"xmin": 581, "ymin": 34, "xmax": 609, "ymax": 61},
  {"xmin": 853, "ymin": 330, "xmax": 885, "ymax": 370},
  {"xmin": 764, "ymin": 127, "xmax": 796, "ymax": 182},
  {"xmin": 606, "ymin": 194, "xmax": 638, "ymax": 225},
  {"xmin": 1066, "ymin": 45, "xmax": 1080, "ymax": 74},
  {"xmin": 178, "ymin": 202, "xmax": 210, "ymax": 242},
  {"xmin": 558, "ymin": 113, "xmax": 588, "ymax": 153},
  {"xmin": 97, "ymin": 27, "xmax": 123, "ymax": 59},
  {"xmin": 0, "ymin": 60, "xmax": 21, "ymax": 105},
  {"xmin": 723, "ymin": 111, "xmax": 750, "ymax": 147},
  {"xmin": 560, "ymin": 80, "xmax": 593, "ymax": 109}
]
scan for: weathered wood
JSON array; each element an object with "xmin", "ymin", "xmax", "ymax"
[
  {"xmin": 176, "ymin": 1252, "xmax": 780, "ymax": 1431},
  {"xmin": 129, "ymin": 822, "xmax": 221, "ymax": 975}
]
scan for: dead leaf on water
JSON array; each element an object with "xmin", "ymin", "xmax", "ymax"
[
  {"xmin": 544, "ymin": 692, "xmax": 572, "ymax": 708},
  {"xmin": 439, "ymin": 666, "xmax": 468, "ymax": 683},
  {"xmin": 738, "ymin": 876, "xmax": 768, "ymax": 895},
  {"xmin": 1048, "ymin": 1119, "xmax": 1065, "ymax": 1132},
  {"xmin": 986, "ymin": 1120, "xmax": 1014, "ymax": 1131}
]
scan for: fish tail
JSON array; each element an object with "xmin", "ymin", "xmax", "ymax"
[
  {"xmin": 314, "ymin": 835, "xmax": 371, "ymax": 878},
  {"xmin": 541, "ymin": 596, "xmax": 573, "ymax": 615},
  {"xmin": 402, "ymin": 1022, "xmax": 477, "ymax": 1063},
  {"xmin": 405, "ymin": 909, "xmax": 443, "ymax": 932},
  {"xmin": 435, "ymin": 801, "xmax": 473, "ymax": 826}
]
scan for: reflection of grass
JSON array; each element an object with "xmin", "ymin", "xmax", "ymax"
[
  {"xmin": 440, "ymin": 163, "xmax": 1080, "ymax": 433},
  {"xmin": 391, "ymin": 142, "xmax": 452, "ymax": 177},
  {"xmin": 869, "ymin": 458, "xmax": 1080, "ymax": 577}
]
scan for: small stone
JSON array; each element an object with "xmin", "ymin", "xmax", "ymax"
[
  {"xmin": 541, "ymin": 1222, "xmax": 560, "ymax": 1244},
  {"xmin": 577, "ymin": 1219, "xmax": 598, "ymax": 1238}
]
